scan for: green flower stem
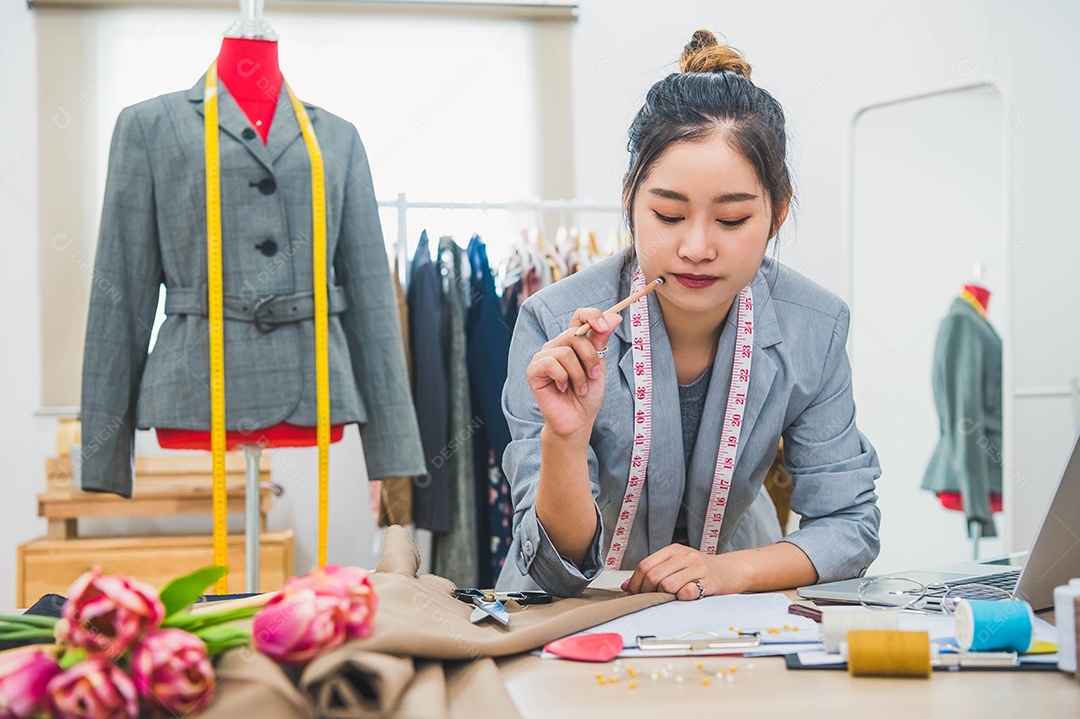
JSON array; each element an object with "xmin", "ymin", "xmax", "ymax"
[
  {"xmin": 0, "ymin": 628, "xmax": 54, "ymax": 641},
  {"xmin": 0, "ymin": 614, "xmax": 59, "ymax": 629},
  {"xmin": 164, "ymin": 606, "xmax": 259, "ymax": 631}
]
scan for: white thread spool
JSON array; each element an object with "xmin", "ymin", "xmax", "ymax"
[
  {"xmin": 1053, "ymin": 578, "xmax": 1080, "ymax": 673},
  {"xmin": 821, "ymin": 608, "xmax": 899, "ymax": 653}
]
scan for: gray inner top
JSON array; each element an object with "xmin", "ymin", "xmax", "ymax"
[{"xmin": 672, "ymin": 364, "xmax": 714, "ymax": 547}]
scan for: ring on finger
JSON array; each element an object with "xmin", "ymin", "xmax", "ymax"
[
  {"xmin": 691, "ymin": 579, "xmax": 705, "ymax": 600},
  {"xmin": 596, "ymin": 347, "xmax": 609, "ymax": 359}
]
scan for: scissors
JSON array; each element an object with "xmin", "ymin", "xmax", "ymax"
[{"xmin": 451, "ymin": 589, "xmax": 552, "ymax": 626}]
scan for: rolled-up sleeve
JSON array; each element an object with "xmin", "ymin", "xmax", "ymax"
[
  {"xmin": 780, "ymin": 304, "xmax": 881, "ymax": 583},
  {"xmin": 501, "ymin": 298, "xmax": 606, "ymax": 597}
]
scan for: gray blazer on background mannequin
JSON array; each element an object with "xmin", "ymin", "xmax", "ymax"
[
  {"xmin": 496, "ymin": 250, "xmax": 882, "ymax": 597},
  {"xmin": 80, "ymin": 73, "xmax": 425, "ymax": 498}
]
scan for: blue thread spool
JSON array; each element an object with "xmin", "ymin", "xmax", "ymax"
[{"xmin": 955, "ymin": 599, "xmax": 1034, "ymax": 653}]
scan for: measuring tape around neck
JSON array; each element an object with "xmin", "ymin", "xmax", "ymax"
[
  {"xmin": 204, "ymin": 63, "xmax": 331, "ymax": 592},
  {"xmin": 603, "ymin": 267, "xmax": 754, "ymax": 570}
]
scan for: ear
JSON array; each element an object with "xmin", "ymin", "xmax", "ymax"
[{"xmin": 771, "ymin": 195, "xmax": 791, "ymax": 237}]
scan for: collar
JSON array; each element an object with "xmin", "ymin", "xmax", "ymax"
[{"xmin": 187, "ymin": 70, "xmax": 316, "ymax": 175}]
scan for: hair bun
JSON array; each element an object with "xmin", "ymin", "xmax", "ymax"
[{"xmin": 679, "ymin": 29, "xmax": 752, "ymax": 79}]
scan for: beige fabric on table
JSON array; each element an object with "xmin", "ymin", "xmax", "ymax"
[
  {"xmin": 302, "ymin": 650, "xmax": 415, "ymax": 719},
  {"xmin": 391, "ymin": 661, "xmax": 446, "ymax": 719},
  {"xmin": 444, "ymin": 658, "xmax": 519, "ymax": 719},
  {"xmin": 208, "ymin": 650, "xmax": 313, "ymax": 719},
  {"xmin": 352, "ymin": 525, "xmax": 673, "ymax": 660},
  {"xmin": 209, "ymin": 525, "xmax": 673, "ymax": 719}
]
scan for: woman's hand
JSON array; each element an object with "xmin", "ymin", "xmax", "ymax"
[
  {"xmin": 526, "ymin": 309, "xmax": 621, "ymax": 442},
  {"xmin": 620, "ymin": 545, "xmax": 749, "ymax": 601}
]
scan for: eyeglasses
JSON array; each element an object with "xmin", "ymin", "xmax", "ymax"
[{"xmin": 857, "ymin": 577, "xmax": 1011, "ymax": 614}]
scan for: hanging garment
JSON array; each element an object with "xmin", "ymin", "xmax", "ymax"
[
  {"xmin": 431, "ymin": 236, "xmax": 479, "ymax": 588},
  {"xmin": 465, "ymin": 235, "xmax": 514, "ymax": 586},
  {"xmin": 407, "ymin": 231, "xmax": 452, "ymax": 533},
  {"xmin": 922, "ymin": 295, "xmax": 1003, "ymax": 537},
  {"xmin": 376, "ymin": 258, "xmax": 416, "ymax": 527},
  {"xmin": 80, "ymin": 73, "xmax": 424, "ymax": 498}
]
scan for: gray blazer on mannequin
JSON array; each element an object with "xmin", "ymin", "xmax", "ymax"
[
  {"xmin": 496, "ymin": 251, "xmax": 882, "ymax": 597},
  {"xmin": 80, "ymin": 73, "xmax": 426, "ymax": 497}
]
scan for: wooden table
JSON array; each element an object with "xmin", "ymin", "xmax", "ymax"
[{"xmin": 497, "ymin": 592, "xmax": 1080, "ymax": 718}]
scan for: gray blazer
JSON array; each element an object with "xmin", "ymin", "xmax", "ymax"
[
  {"xmin": 496, "ymin": 251, "xmax": 881, "ymax": 597},
  {"xmin": 80, "ymin": 74, "xmax": 426, "ymax": 497},
  {"xmin": 922, "ymin": 297, "xmax": 1002, "ymax": 537}
]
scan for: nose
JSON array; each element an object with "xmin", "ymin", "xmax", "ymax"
[{"xmin": 677, "ymin": 215, "xmax": 717, "ymax": 264}]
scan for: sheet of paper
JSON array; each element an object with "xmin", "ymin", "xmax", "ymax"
[
  {"xmin": 795, "ymin": 650, "xmax": 846, "ymax": 666},
  {"xmin": 568, "ymin": 592, "xmax": 820, "ymax": 658}
]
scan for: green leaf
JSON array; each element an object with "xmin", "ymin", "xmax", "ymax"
[
  {"xmin": 194, "ymin": 621, "xmax": 252, "ymax": 656},
  {"xmin": 163, "ymin": 605, "xmax": 260, "ymax": 632},
  {"xmin": 195, "ymin": 624, "xmax": 252, "ymax": 656},
  {"xmin": 59, "ymin": 648, "xmax": 86, "ymax": 670},
  {"xmin": 158, "ymin": 566, "xmax": 228, "ymax": 618},
  {"xmin": 0, "ymin": 614, "xmax": 59, "ymax": 629}
]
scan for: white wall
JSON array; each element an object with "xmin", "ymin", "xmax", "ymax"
[
  {"xmin": 568, "ymin": 0, "xmax": 1080, "ymax": 571},
  {"xmin": 0, "ymin": 2, "xmax": 48, "ymax": 609}
]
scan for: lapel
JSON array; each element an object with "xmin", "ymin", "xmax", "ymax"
[
  {"xmin": 187, "ymin": 72, "xmax": 313, "ymax": 176},
  {"xmin": 613, "ymin": 262, "xmax": 784, "ymax": 553}
]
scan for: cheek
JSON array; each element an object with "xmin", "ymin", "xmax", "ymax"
[{"xmin": 634, "ymin": 216, "xmax": 681, "ymax": 264}]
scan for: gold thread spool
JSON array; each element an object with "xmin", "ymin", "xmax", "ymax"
[{"xmin": 847, "ymin": 630, "xmax": 931, "ymax": 678}]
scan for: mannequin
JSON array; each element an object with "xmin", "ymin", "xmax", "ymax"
[
  {"xmin": 79, "ymin": 0, "xmax": 426, "ymax": 594},
  {"xmin": 155, "ymin": 35, "xmax": 345, "ymax": 452},
  {"xmin": 922, "ymin": 264, "xmax": 1004, "ymax": 557},
  {"xmin": 935, "ymin": 279, "xmax": 1003, "ymax": 516}
]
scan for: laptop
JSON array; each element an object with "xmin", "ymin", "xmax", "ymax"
[{"xmin": 798, "ymin": 429, "xmax": 1080, "ymax": 611}]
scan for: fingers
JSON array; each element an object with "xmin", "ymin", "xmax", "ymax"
[
  {"xmin": 527, "ymin": 346, "xmax": 590, "ymax": 395},
  {"xmin": 622, "ymin": 545, "xmax": 687, "ymax": 595},
  {"xmin": 572, "ymin": 308, "xmax": 622, "ymax": 350},
  {"xmin": 529, "ymin": 308, "xmax": 623, "ymax": 398}
]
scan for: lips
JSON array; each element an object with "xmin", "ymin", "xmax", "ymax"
[{"xmin": 672, "ymin": 273, "xmax": 720, "ymax": 289}]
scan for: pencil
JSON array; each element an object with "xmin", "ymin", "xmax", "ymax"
[{"xmin": 574, "ymin": 277, "xmax": 665, "ymax": 336}]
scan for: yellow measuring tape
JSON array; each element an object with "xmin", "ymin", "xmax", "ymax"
[
  {"xmin": 284, "ymin": 80, "xmax": 332, "ymax": 570},
  {"xmin": 204, "ymin": 64, "xmax": 331, "ymax": 593}
]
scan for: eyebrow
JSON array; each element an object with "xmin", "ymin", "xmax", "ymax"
[{"xmin": 647, "ymin": 188, "xmax": 759, "ymax": 204}]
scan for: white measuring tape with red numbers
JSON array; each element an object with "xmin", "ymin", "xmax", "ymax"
[{"xmin": 603, "ymin": 267, "xmax": 754, "ymax": 570}]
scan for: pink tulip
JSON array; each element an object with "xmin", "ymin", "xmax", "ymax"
[
  {"xmin": 0, "ymin": 647, "xmax": 62, "ymax": 719},
  {"xmin": 324, "ymin": 565, "xmax": 379, "ymax": 639},
  {"xmin": 130, "ymin": 629, "xmax": 214, "ymax": 714},
  {"xmin": 47, "ymin": 657, "xmax": 138, "ymax": 719},
  {"xmin": 253, "ymin": 582, "xmax": 348, "ymax": 664},
  {"xmin": 54, "ymin": 567, "xmax": 164, "ymax": 657}
]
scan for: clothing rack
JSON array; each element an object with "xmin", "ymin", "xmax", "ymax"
[{"xmin": 377, "ymin": 192, "xmax": 623, "ymax": 281}]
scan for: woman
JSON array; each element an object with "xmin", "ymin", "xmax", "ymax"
[{"xmin": 496, "ymin": 30, "xmax": 881, "ymax": 600}]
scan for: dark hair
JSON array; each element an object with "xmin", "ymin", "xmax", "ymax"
[{"xmin": 622, "ymin": 30, "xmax": 794, "ymax": 266}]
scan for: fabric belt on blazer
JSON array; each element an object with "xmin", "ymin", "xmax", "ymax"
[{"xmin": 164, "ymin": 287, "xmax": 348, "ymax": 333}]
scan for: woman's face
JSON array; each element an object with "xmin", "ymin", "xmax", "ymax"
[{"xmin": 632, "ymin": 132, "xmax": 786, "ymax": 317}]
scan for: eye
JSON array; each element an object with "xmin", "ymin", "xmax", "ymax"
[
  {"xmin": 653, "ymin": 211, "xmax": 683, "ymax": 225},
  {"xmin": 718, "ymin": 217, "xmax": 751, "ymax": 228}
]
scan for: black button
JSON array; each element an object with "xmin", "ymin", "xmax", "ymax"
[
  {"xmin": 257, "ymin": 178, "xmax": 277, "ymax": 195},
  {"xmin": 241, "ymin": 128, "xmax": 257, "ymax": 140},
  {"xmin": 255, "ymin": 239, "xmax": 278, "ymax": 257}
]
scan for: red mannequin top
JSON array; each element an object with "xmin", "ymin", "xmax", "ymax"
[
  {"xmin": 216, "ymin": 37, "xmax": 281, "ymax": 143},
  {"xmin": 157, "ymin": 37, "xmax": 344, "ymax": 451},
  {"xmin": 962, "ymin": 283, "xmax": 991, "ymax": 313}
]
